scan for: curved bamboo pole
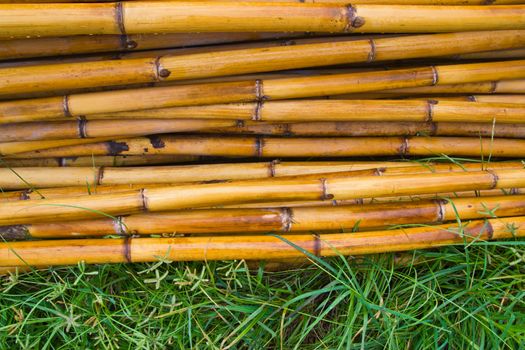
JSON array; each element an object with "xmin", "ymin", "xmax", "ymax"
[
  {"xmin": 2, "ymin": 3, "xmax": 525, "ymax": 38},
  {"xmin": 2, "ymin": 60, "xmax": 525, "ymax": 124},
  {"xmin": 1, "ymin": 161, "xmax": 522, "ymax": 190},
  {"xmin": 0, "ymin": 32, "xmax": 307, "ymax": 60},
  {"xmin": 2, "ymin": 195, "xmax": 524, "ymax": 240},
  {"xmin": 81, "ymin": 99, "xmax": 525, "ymax": 124},
  {"xmin": 8, "ymin": 135, "xmax": 525, "ymax": 158},
  {"xmin": 0, "ymin": 168, "xmax": 524, "ymax": 225},
  {"xmin": 2, "ymin": 31, "xmax": 525, "ymax": 96},
  {"xmin": 0, "ymin": 216, "xmax": 523, "ymax": 267}
]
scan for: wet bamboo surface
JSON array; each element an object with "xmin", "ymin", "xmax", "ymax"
[
  {"xmin": 0, "ymin": 168, "xmax": 524, "ymax": 225},
  {"xmin": 0, "ymin": 161, "xmax": 522, "ymax": 190},
  {"xmin": 8, "ymin": 135, "xmax": 525, "ymax": 158},
  {"xmin": 0, "ymin": 216, "xmax": 523, "ymax": 267},
  {"xmin": 2, "ymin": 60, "xmax": 525, "ymax": 124},
  {"xmin": 1, "ymin": 195, "xmax": 524, "ymax": 240},
  {"xmin": 2, "ymin": 3, "xmax": 525, "ymax": 38},
  {"xmin": 2, "ymin": 31, "xmax": 525, "ymax": 96}
]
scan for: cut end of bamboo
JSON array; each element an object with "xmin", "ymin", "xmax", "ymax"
[{"xmin": 0, "ymin": 225, "xmax": 30, "ymax": 241}]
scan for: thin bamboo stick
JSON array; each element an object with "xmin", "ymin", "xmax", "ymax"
[
  {"xmin": 0, "ymin": 168, "xmax": 524, "ymax": 225},
  {"xmin": 82, "ymin": 99, "xmax": 525, "ymax": 124},
  {"xmin": 2, "ymin": 31, "xmax": 525, "ymax": 96},
  {"xmin": 2, "ymin": 0, "xmax": 523, "ymax": 4},
  {"xmin": 453, "ymin": 48, "xmax": 525, "ymax": 60},
  {"xmin": 9, "ymin": 135, "xmax": 525, "ymax": 158},
  {"xmin": 1, "ymin": 161, "xmax": 522, "ymax": 190},
  {"xmin": 0, "ymin": 155, "xmax": 200, "ymax": 167},
  {"xmin": 2, "ymin": 3, "xmax": 525, "ymax": 38},
  {"xmin": 0, "ymin": 32, "xmax": 309, "ymax": 60},
  {"xmin": 2, "ymin": 195, "xmax": 524, "ymax": 240},
  {"xmin": 0, "ymin": 216, "xmax": 523, "ymax": 267},
  {"xmin": 3, "ymin": 60, "xmax": 525, "ymax": 124}
]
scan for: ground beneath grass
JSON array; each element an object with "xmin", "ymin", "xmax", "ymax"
[{"xmin": 1, "ymin": 244, "xmax": 524, "ymax": 349}]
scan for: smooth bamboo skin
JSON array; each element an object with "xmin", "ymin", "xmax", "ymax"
[
  {"xmin": 3, "ymin": 31, "xmax": 525, "ymax": 96},
  {"xmin": 2, "ymin": 0, "xmax": 523, "ymax": 4},
  {"xmin": 0, "ymin": 32, "xmax": 305, "ymax": 60},
  {"xmin": 0, "ymin": 137, "xmax": 117, "ymax": 155},
  {"xmin": 10, "ymin": 135, "xmax": 525, "ymax": 158},
  {"xmin": 1, "ymin": 216, "xmax": 524, "ymax": 267},
  {"xmin": 0, "ymin": 119, "xmax": 239, "ymax": 142},
  {"xmin": 4, "ymin": 195, "xmax": 525, "ymax": 240},
  {"xmin": 208, "ymin": 121, "xmax": 525, "ymax": 139},
  {"xmin": 3, "ymin": 61, "xmax": 525, "ymax": 124},
  {"xmin": 0, "ymin": 155, "xmax": 200, "ymax": 167},
  {"xmin": 0, "ymin": 169, "xmax": 524, "ymax": 225},
  {"xmin": 3, "ymin": 2, "xmax": 525, "ymax": 38},
  {"xmin": 87, "ymin": 99, "xmax": 525, "ymax": 124},
  {"xmin": 1, "ymin": 161, "xmax": 523, "ymax": 190},
  {"xmin": 454, "ymin": 48, "xmax": 525, "ymax": 60}
]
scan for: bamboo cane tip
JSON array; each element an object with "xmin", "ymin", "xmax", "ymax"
[{"xmin": 0, "ymin": 225, "xmax": 30, "ymax": 241}]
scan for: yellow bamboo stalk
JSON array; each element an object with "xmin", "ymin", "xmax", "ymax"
[
  {"xmin": 0, "ymin": 169, "xmax": 524, "ymax": 225},
  {"xmin": 0, "ymin": 216, "xmax": 523, "ymax": 267},
  {"xmin": 2, "ymin": 31, "xmax": 525, "ymax": 96},
  {"xmin": 0, "ymin": 155, "xmax": 200, "ymax": 167},
  {"xmin": 2, "ymin": 3, "xmax": 525, "ymax": 38},
  {"xmin": 1, "ymin": 161, "xmax": 522, "ymax": 190},
  {"xmin": 0, "ymin": 32, "xmax": 309, "ymax": 60},
  {"xmin": 2, "ymin": 60, "xmax": 525, "ymax": 124},
  {"xmin": 2, "ymin": 0, "xmax": 523, "ymax": 4},
  {"xmin": 8, "ymin": 135, "xmax": 525, "ymax": 158},
  {"xmin": 2, "ymin": 195, "xmax": 524, "ymax": 240},
  {"xmin": 0, "ymin": 119, "xmax": 239, "ymax": 142},
  {"xmin": 0, "ymin": 137, "xmax": 115, "ymax": 155},
  {"xmin": 83, "ymin": 99, "xmax": 525, "ymax": 124}
]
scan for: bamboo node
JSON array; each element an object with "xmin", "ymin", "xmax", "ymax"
[
  {"xmin": 367, "ymin": 39, "xmax": 376, "ymax": 63},
  {"xmin": 139, "ymin": 188, "xmax": 149, "ymax": 212},
  {"xmin": 312, "ymin": 233, "xmax": 321, "ymax": 257},
  {"xmin": 320, "ymin": 178, "xmax": 334, "ymax": 200},
  {"xmin": 96, "ymin": 166, "xmax": 105, "ymax": 185},
  {"xmin": 252, "ymin": 101, "xmax": 264, "ymax": 121},
  {"xmin": 123, "ymin": 236, "xmax": 132, "ymax": 263},
  {"xmin": 344, "ymin": 4, "xmax": 365, "ymax": 31},
  {"xmin": 374, "ymin": 167, "xmax": 386, "ymax": 176},
  {"xmin": 430, "ymin": 66, "xmax": 439, "ymax": 85},
  {"xmin": 62, "ymin": 95, "xmax": 73, "ymax": 118},
  {"xmin": 115, "ymin": 2, "xmax": 127, "ymax": 35},
  {"xmin": 268, "ymin": 160, "xmax": 280, "ymax": 177},
  {"xmin": 78, "ymin": 117, "xmax": 88, "ymax": 138},
  {"xmin": 490, "ymin": 81, "xmax": 498, "ymax": 93},
  {"xmin": 0, "ymin": 225, "xmax": 30, "ymax": 241},
  {"xmin": 434, "ymin": 199, "xmax": 447, "ymax": 222},
  {"xmin": 510, "ymin": 188, "xmax": 522, "ymax": 195},
  {"xmin": 114, "ymin": 216, "xmax": 128, "ymax": 236},
  {"xmin": 467, "ymin": 95, "xmax": 477, "ymax": 102},
  {"xmin": 254, "ymin": 80, "xmax": 266, "ymax": 101},
  {"xmin": 399, "ymin": 137, "xmax": 410, "ymax": 157},
  {"xmin": 426, "ymin": 100, "xmax": 438, "ymax": 122},
  {"xmin": 486, "ymin": 170, "xmax": 499, "ymax": 189},
  {"xmin": 155, "ymin": 57, "xmax": 171, "ymax": 80},
  {"xmin": 280, "ymin": 207, "xmax": 293, "ymax": 232},
  {"xmin": 19, "ymin": 190, "xmax": 31, "ymax": 200},
  {"xmin": 255, "ymin": 137, "xmax": 265, "ymax": 157}
]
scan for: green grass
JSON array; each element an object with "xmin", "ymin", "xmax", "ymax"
[{"xmin": 1, "ymin": 243, "xmax": 524, "ymax": 349}]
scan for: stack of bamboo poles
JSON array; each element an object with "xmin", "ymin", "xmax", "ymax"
[{"xmin": 1, "ymin": 0, "xmax": 525, "ymax": 273}]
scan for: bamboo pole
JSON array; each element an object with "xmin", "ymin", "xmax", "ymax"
[
  {"xmin": 0, "ymin": 32, "xmax": 310, "ymax": 60},
  {"xmin": 2, "ymin": 195, "xmax": 524, "ymax": 240},
  {"xmin": 3, "ymin": 60, "xmax": 525, "ymax": 124},
  {"xmin": 0, "ymin": 216, "xmax": 523, "ymax": 267},
  {"xmin": 82, "ymin": 99, "xmax": 525, "ymax": 124},
  {"xmin": 0, "ymin": 155, "xmax": 200, "ymax": 167},
  {"xmin": 8, "ymin": 135, "xmax": 525, "ymax": 158},
  {"xmin": 2, "ymin": 31, "xmax": 525, "ymax": 96},
  {"xmin": 1, "ymin": 0, "xmax": 523, "ymax": 4},
  {"xmin": 0, "ymin": 169, "xmax": 524, "ymax": 225},
  {"xmin": 2, "ymin": 3, "xmax": 525, "ymax": 38},
  {"xmin": 0, "ymin": 119, "xmax": 240, "ymax": 142},
  {"xmin": 0, "ymin": 137, "xmax": 117, "ymax": 155},
  {"xmin": 207, "ymin": 120, "xmax": 525, "ymax": 139},
  {"xmin": 1, "ymin": 161, "xmax": 522, "ymax": 190}
]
